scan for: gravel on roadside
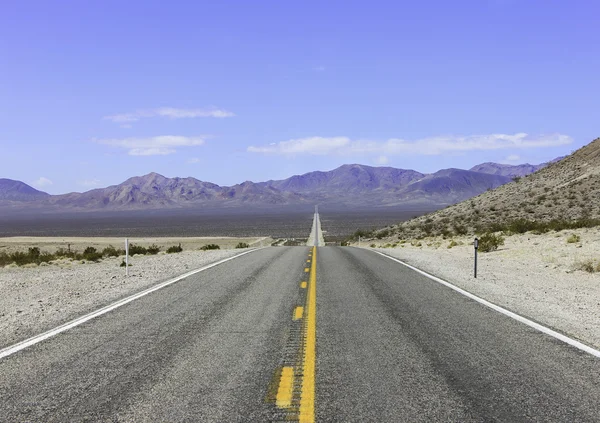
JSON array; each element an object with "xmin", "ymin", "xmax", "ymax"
[
  {"xmin": 373, "ymin": 228, "xmax": 600, "ymax": 350},
  {"xmin": 0, "ymin": 249, "xmax": 246, "ymax": 348}
]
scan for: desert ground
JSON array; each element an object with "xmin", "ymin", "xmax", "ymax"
[
  {"xmin": 0, "ymin": 236, "xmax": 272, "ymax": 348},
  {"xmin": 365, "ymin": 226, "xmax": 600, "ymax": 349},
  {"xmin": 2, "ymin": 229, "xmax": 600, "ymax": 355}
]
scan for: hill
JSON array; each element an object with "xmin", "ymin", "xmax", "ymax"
[
  {"xmin": 373, "ymin": 138, "xmax": 600, "ymax": 239},
  {"xmin": 0, "ymin": 179, "xmax": 49, "ymax": 202}
]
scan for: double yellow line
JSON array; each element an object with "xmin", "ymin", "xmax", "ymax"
[
  {"xmin": 300, "ymin": 246, "xmax": 317, "ymax": 422},
  {"xmin": 275, "ymin": 246, "xmax": 317, "ymax": 422}
]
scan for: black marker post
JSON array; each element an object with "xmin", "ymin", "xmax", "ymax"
[{"xmin": 474, "ymin": 237, "xmax": 479, "ymax": 278}]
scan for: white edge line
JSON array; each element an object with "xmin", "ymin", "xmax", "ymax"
[
  {"xmin": 0, "ymin": 248, "xmax": 265, "ymax": 360},
  {"xmin": 373, "ymin": 250, "xmax": 600, "ymax": 359}
]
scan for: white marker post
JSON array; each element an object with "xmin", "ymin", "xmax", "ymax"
[{"xmin": 125, "ymin": 238, "xmax": 129, "ymax": 277}]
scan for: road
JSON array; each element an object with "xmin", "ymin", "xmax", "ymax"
[{"xmin": 1, "ymin": 216, "xmax": 600, "ymax": 421}]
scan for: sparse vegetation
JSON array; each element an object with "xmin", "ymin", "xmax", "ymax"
[
  {"xmin": 200, "ymin": 244, "xmax": 220, "ymax": 250},
  {"xmin": 447, "ymin": 240, "xmax": 458, "ymax": 249},
  {"xmin": 477, "ymin": 233, "xmax": 505, "ymax": 253},
  {"xmin": 235, "ymin": 242, "xmax": 250, "ymax": 248},
  {"xmin": 166, "ymin": 244, "xmax": 183, "ymax": 253},
  {"xmin": 566, "ymin": 234, "xmax": 581, "ymax": 244}
]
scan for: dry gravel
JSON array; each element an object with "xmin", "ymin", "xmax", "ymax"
[
  {"xmin": 0, "ymin": 249, "xmax": 246, "ymax": 348},
  {"xmin": 370, "ymin": 227, "xmax": 600, "ymax": 349}
]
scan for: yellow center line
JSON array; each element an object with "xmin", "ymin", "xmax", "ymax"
[
  {"xmin": 304, "ymin": 268, "xmax": 309, "ymax": 273},
  {"xmin": 300, "ymin": 246, "xmax": 317, "ymax": 423},
  {"xmin": 294, "ymin": 306, "xmax": 304, "ymax": 320},
  {"xmin": 307, "ymin": 259, "xmax": 311, "ymax": 263},
  {"xmin": 276, "ymin": 366, "xmax": 294, "ymax": 408},
  {"xmin": 300, "ymin": 281, "xmax": 307, "ymax": 289}
]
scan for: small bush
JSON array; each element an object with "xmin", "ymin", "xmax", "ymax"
[
  {"xmin": 167, "ymin": 244, "xmax": 183, "ymax": 253},
  {"xmin": 447, "ymin": 240, "xmax": 458, "ymax": 249},
  {"xmin": 574, "ymin": 259, "xmax": 595, "ymax": 273},
  {"xmin": 83, "ymin": 247, "xmax": 103, "ymax": 262},
  {"xmin": 146, "ymin": 244, "xmax": 161, "ymax": 255},
  {"xmin": 370, "ymin": 243, "xmax": 376, "ymax": 248},
  {"xmin": 235, "ymin": 242, "xmax": 250, "ymax": 249},
  {"xmin": 102, "ymin": 245, "xmax": 123, "ymax": 257},
  {"xmin": 478, "ymin": 233, "xmax": 505, "ymax": 253},
  {"xmin": 128, "ymin": 244, "xmax": 148, "ymax": 255},
  {"xmin": 120, "ymin": 259, "xmax": 131, "ymax": 267},
  {"xmin": 566, "ymin": 234, "xmax": 581, "ymax": 244},
  {"xmin": 200, "ymin": 244, "xmax": 220, "ymax": 250}
]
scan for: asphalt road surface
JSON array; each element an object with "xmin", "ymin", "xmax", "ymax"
[{"xmin": 1, "ymin": 245, "xmax": 600, "ymax": 422}]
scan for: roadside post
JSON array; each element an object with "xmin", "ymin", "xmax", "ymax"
[
  {"xmin": 358, "ymin": 236, "xmax": 361, "ymax": 247},
  {"xmin": 125, "ymin": 238, "xmax": 129, "ymax": 277},
  {"xmin": 474, "ymin": 237, "xmax": 479, "ymax": 278}
]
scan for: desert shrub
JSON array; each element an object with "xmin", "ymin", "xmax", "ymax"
[
  {"xmin": 120, "ymin": 259, "xmax": 131, "ymax": 267},
  {"xmin": 574, "ymin": 259, "xmax": 595, "ymax": 273},
  {"xmin": 235, "ymin": 242, "xmax": 250, "ymax": 249},
  {"xmin": 477, "ymin": 233, "xmax": 505, "ymax": 253},
  {"xmin": 566, "ymin": 234, "xmax": 580, "ymax": 244},
  {"xmin": 375, "ymin": 229, "xmax": 390, "ymax": 239},
  {"xmin": 508, "ymin": 219, "xmax": 537, "ymax": 234},
  {"xmin": 102, "ymin": 245, "xmax": 122, "ymax": 257},
  {"xmin": 447, "ymin": 240, "xmax": 458, "ymax": 249},
  {"xmin": 200, "ymin": 244, "xmax": 220, "ymax": 250},
  {"xmin": 83, "ymin": 247, "xmax": 103, "ymax": 262},
  {"xmin": 167, "ymin": 244, "xmax": 183, "ymax": 253},
  {"xmin": 370, "ymin": 243, "xmax": 376, "ymax": 248},
  {"xmin": 453, "ymin": 223, "xmax": 468, "ymax": 235},
  {"xmin": 128, "ymin": 244, "xmax": 147, "ymax": 255},
  {"xmin": 146, "ymin": 244, "xmax": 161, "ymax": 255}
]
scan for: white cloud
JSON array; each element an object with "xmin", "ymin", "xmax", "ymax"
[
  {"xmin": 248, "ymin": 136, "xmax": 350, "ymax": 155},
  {"xmin": 247, "ymin": 133, "xmax": 572, "ymax": 157},
  {"xmin": 32, "ymin": 177, "xmax": 53, "ymax": 188},
  {"xmin": 187, "ymin": 157, "xmax": 201, "ymax": 164},
  {"xmin": 503, "ymin": 154, "xmax": 522, "ymax": 163},
  {"xmin": 104, "ymin": 107, "xmax": 235, "ymax": 124},
  {"xmin": 97, "ymin": 135, "xmax": 206, "ymax": 156},
  {"xmin": 78, "ymin": 179, "xmax": 101, "ymax": 187},
  {"xmin": 374, "ymin": 155, "xmax": 389, "ymax": 165}
]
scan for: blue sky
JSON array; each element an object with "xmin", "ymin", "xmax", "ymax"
[{"xmin": 1, "ymin": 0, "xmax": 599, "ymax": 194}]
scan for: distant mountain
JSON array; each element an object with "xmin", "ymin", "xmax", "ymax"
[
  {"xmin": 0, "ymin": 157, "xmax": 555, "ymax": 212},
  {"xmin": 261, "ymin": 164, "xmax": 425, "ymax": 194},
  {"xmin": 469, "ymin": 163, "xmax": 545, "ymax": 178},
  {"xmin": 469, "ymin": 156, "xmax": 566, "ymax": 178},
  {"xmin": 0, "ymin": 179, "xmax": 49, "ymax": 201},
  {"xmin": 400, "ymin": 169, "xmax": 511, "ymax": 203}
]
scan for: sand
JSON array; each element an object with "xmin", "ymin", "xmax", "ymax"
[{"xmin": 369, "ymin": 226, "xmax": 600, "ymax": 349}]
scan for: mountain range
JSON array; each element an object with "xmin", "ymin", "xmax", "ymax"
[{"xmin": 0, "ymin": 159, "xmax": 557, "ymax": 213}]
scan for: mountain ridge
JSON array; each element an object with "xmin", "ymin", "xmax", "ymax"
[{"xmin": 0, "ymin": 159, "xmax": 555, "ymax": 212}]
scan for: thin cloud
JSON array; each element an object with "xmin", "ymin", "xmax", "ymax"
[
  {"xmin": 503, "ymin": 154, "xmax": 522, "ymax": 163},
  {"xmin": 104, "ymin": 107, "xmax": 235, "ymax": 124},
  {"xmin": 187, "ymin": 157, "xmax": 201, "ymax": 164},
  {"xmin": 32, "ymin": 177, "xmax": 53, "ymax": 188},
  {"xmin": 78, "ymin": 179, "xmax": 102, "ymax": 187},
  {"xmin": 96, "ymin": 135, "xmax": 206, "ymax": 156},
  {"xmin": 247, "ymin": 133, "xmax": 573, "ymax": 156}
]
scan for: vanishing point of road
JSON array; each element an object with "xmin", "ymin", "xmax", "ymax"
[{"xmin": 1, "ymin": 212, "xmax": 599, "ymax": 422}]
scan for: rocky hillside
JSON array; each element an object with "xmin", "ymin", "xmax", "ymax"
[{"xmin": 375, "ymin": 138, "xmax": 600, "ymax": 239}]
